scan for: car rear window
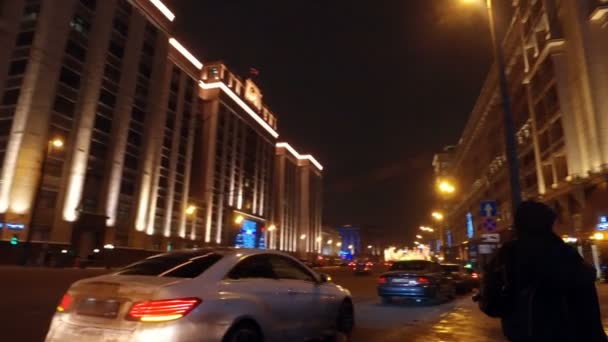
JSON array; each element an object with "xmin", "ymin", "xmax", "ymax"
[
  {"xmin": 389, "ymin": 260, "xmax": 432, "ymax": 271},
  {"xmin": 441, "ymin": 265, "xmax": 460, "ymax": 272},
  {"xmin": 115, "ymin": 253, "xmax": 222, "ymax": 278}
]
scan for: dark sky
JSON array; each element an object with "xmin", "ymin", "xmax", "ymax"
[{"xmin": 171, "ymin": 0, "xmax": 512, "ymax": 243}]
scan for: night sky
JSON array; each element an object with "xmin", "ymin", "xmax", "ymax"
[{"xmin": 171, "ymin": 0, "xmax": 512, "ymax": 244}]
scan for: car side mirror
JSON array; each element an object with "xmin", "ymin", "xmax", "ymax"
[{"xmin": 319, "ymin": 273, "xmax": 332, "ymax": 283}]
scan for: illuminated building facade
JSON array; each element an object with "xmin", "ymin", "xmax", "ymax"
[
  {"xmin": 274, "ymin": 142, "xmax": 323, "ymax": 255},
  {"xmin": 0, "ymin": 0, "xmax": 324, "ymax": 259},
  {"xmin": 195, "ymin": 62, "xmax": 279, "ymax": 248},
  {"xmin": 435, "ymin": 0, "xmax": 608, "ymax": 262}
]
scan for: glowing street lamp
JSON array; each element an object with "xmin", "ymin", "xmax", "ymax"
[
  {"xmin": 432, "ymin": 211, "xmax": 444, "ymax": 221},
  {"xmin": 336, "ymin": 242, "xmax": 342, "ymax": 247},
  {"xmin": 416, "ymin": 235, "xmax": 423, "ymax": 239},
  {"xmin": 316, "ymin": 236, "xmax": 322, "ymax": 243},
  {"xmin": 437, "ymin": 180, "xmax": 456, "ymax": 195},
  {"xmin": 367, "ymin": 245, "xmax": 373, "ymax": 249},
  {"xmin": 300, "ymin": 234, "xmax": 307, "ymax": 240},
  {"xmin": 234, "ymin": 215, "xmax": 244, "ymax": 225},
  {"xmin": 267, "ymin": 224, "xmax": 276, "ymax": 231},
  {"xmin": 51, "ymin": 138, "xmax": 64, "ymax": 148},
  {"xmin": 186, "ymin": 205, "xmax": 196, "ymax": 216},
  {"xmin": 327, "ymin": 239, "xmax": 333, "ymax": 245}
]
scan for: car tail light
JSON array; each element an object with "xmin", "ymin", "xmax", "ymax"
[
  {"xmin": 378, "ymin": 276, "xmax": 387, "ymax": 284},
  {"xmin": 417, "ymin": 277, "xmax": 430, "ymax": 284},
  {"xmin": 56, "ymin": 294, "xmax": 72, "ymax": 312},
  {"xmin": 366, "ymin": 262, "xmax": 373, "ymax": 266},
  {"xmin": 127, "ymin": 298, "xmax": 201, "ymax": 322},
  {"xmin": 471, "ymin": 272, "xmax": 479, "ymax": 279}
]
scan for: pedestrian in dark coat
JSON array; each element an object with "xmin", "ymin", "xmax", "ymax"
[{"xmin": 477, "ymin": 201, "xmax": 607, "ymax": 342}]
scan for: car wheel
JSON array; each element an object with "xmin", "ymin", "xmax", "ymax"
[
  {"xmin": 335, "ymin": 300, "xmax": 354, "ymax": 338},
  {"xmin": 381, "ymin": 296, "xmax": 392, "ymax": 305},
  {"xmin": 223, "ymin": 321, "xmax": 262, "ymax": 342}
]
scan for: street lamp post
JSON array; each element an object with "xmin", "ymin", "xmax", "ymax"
[
  {"xmin": 464, "ymin": 0, "xmax": 522, "ymax": 212},
  {"xmin": 21, "ymin": 138, "xmax": 64, "ymax": 265}
]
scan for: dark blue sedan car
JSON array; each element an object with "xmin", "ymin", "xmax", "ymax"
[{"xmin": 377, "ymin": 260, "xmax": 455, "ymax": 304}]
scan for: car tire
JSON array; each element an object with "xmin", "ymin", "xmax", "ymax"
[
  {"xmin": 222, "ymin": 321, "xmax": 262, "ymax": 342},
  {"xmin": 381, "ymin": 296, "xmax": 392, "ymax": 305},
  {"xmin": 335, "ymin": 300, "xmax": 355, "ymax": 337}
]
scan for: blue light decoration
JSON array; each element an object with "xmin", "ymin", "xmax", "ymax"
[
  {"xmin": 6, "ymin": 223, "xmax": 24, "ymax": 230},
  {"xmin": 598, "ymin": 216, "xmax": 608, "ymax": 231},
  {"xmin": 258, "ymin": 228, "xmax": 267, "ymax": 249},
  {"xmin": 447, "ymin": 230, "xmax": 453, "ymax": 248},
  {"xmin": 466, "ymin": 213, "xmax": 474, "ymax": 239},
  {"xmin": 436, "ymin": 240, "xmax": 441, "ymax": 252},
  {"xmin": 235, "ymin": 219, "xmax": 258, "ymax": 248}
]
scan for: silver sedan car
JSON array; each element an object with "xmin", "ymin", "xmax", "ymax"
[{"xmin": 44, "ymin": 248, "xmax": 353, "ymax": 342}]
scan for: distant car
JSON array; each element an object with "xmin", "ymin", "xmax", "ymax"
[
  {"xmin": 45, "ymin": 248, "xmax": 354, "ymax": 342},
  {"xmin": 441, "ymin": 263, "xmax": 473, "ymax": 293},
  {"xmin": 377, "ymin": 260, "xmax": 455, "ymax": 304},
  {"xmin": 352, "ymin": 260, "xmax": 374, "ymax": 275}
]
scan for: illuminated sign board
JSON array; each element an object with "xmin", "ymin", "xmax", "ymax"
[
  {"xmin": 598, "ymin": 216, "xmax": 608, "ymax": 231},
  {"xmin": 235, "ymin": 219, "xmax": 259, "ymax": 248},
  {"xmin": 4, "ymin": 223, "xmax": 24, "ymax": 230}
]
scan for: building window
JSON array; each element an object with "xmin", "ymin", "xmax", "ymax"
[
  {"xmin": 127, "ymin": 130, "xmax": 141, "ymax": 146},
  {"xmin": 103, "ymin": 64, "xmax": 121, "ymax": 84},
  {"xmin": 38, "ymin": 190, "xmax": 58, "ymax": 209},
  {"xmin": 132, "ymin": 107, "xmax": 145, "ymax": 123},
  {"xmin": 90, "ymin": 141, "xmax": 107, "ymax": 159},
  {"xmin": 124, "ymin": 154, "xmax": 137, "ymax": 170},
  {"xmin": 121, "ymin": 180, "xmax": 135, "ymax": 196},
  {"xmin": 1, "ymin": 89, "xmax": 20, "ymax": 105},
  {"xmin": 65, "ymin": 40, "xmax": 87, "ymax": 62},
  {"xmin": 69, "ymin": 15, "xmax": 90, "ymax": 35},
  {"xmin": 0, "ymin": 119, "xmax": 13, "ymax": 136},
  {"xmin": 23, "ymin": 4, "xmax": 39, "ymax": 21},
  {"xmin": 59, "ymin": 67, "xmax": 81, "ymax": 89},
  {"xmin": 79, "ymin": 0, "xmax": 96, "ymax": 11},
  {"xmin": 8, "ymin": 60, "xmax": 28, "ymax": 76},
  {"xmin": 15, "ymin": 31, "xmax": 35, "ymax": 46},
  {"xmin": 99, "ymin": 89, "xmax": 116, "ymax": 107},
  {"xmin": 109, "ymin": 41, "xmax": 125, "ymax": 58},
  {"xmin": 94, "ymin": 115, "xmax": 112, "ymax": 133},
  {"xmin": 113, "ymin": 17, "xmax": 128, "ymax": 36},
  {"xmin": 53, "ymin": 96, "xmax": 75, "ymax": 117}
]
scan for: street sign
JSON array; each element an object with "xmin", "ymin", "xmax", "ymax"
[
  {"xmin": 479, "ymin": 244, "xmax": 496, "ymax": 254},
  {"xmin": 481, "ymin": 233, "xmax": 500, "ymax": 243},
  {"xmin": 480, "ymin": 201, "xmax": 498, "ymax": 217},
  {"xmin": 482, "ymin": 217, "xmax": 497, "ymax": 232}
]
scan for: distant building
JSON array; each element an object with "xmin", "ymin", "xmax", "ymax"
[
  {"xmin": 435, "ymin": 0, "xmax": 608, "ymax": 263},
  {"xmin": 337, "ymin": 226, "xmax": 360, "ymax": 259},
  {"xmin": 273, "ymin": 142, "xmax": 323, "ymax": 255},
  {"xmin": 320, "ymin": 225, "xmax": 341, "ymax": 256}
]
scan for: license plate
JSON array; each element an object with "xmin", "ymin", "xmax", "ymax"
[
  {"xmin": 391, "ymin": 278, "xmax": 410, "ymax": 283},
  {"xmin": 77, "ymin": 298, "xmax": 121, "ymax": 319}
]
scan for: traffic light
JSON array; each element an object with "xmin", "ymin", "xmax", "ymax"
[{"xmin": 10, "ymin": 235, "xmax": 19, "ymax": 246}]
